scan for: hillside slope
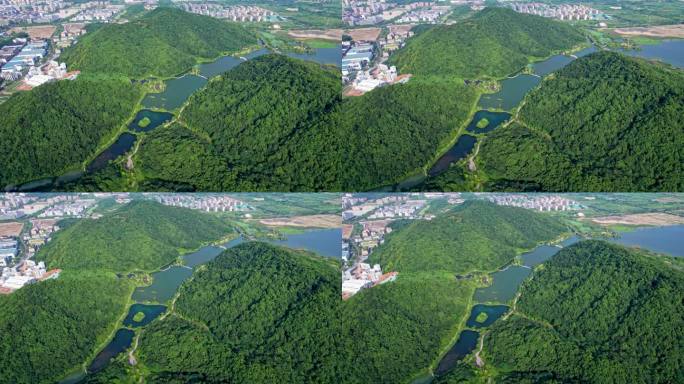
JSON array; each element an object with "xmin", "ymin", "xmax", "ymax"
[
  {"xmin": 0, "ymin": 271, "xmax": 133, "ymax": 384},
  {"xmin": 479, "ymin": 52, "xmax": 684, "ymax": 191},
  {"xmin": 136, "ymin": 55, "xmax": 479, "ymax": 191},
  {"xmin": 485, "ymin": 240, "xmax": 684, "ymax": 383},
  {"xmin": 61, "ymin": 7, "xmax": 257, "ymax": 78},
  {"xmin": 36, "ymin": 200, "xmax": 234, "ymax": 272},
  {"xmin": 388, "ymin": 7, "xmax": 585, "ymax": 78},
  {"xmin": 0, "ymin": 75, "xmax": 142, "ymax": 188},
  {"xmin": 136, "ymin": 242, "xmax": 342, "ymax": 383},
  {"xmin": 368, "ymin": 200, "xmax": 567, "ymax": 273}
]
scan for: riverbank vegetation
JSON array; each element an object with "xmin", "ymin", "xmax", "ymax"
[
  {"xmin": 0, "ymin": 270, "xmax": 133, "ymax": 384},
  {"xmin": 479, "ymin": 52, "xmax": 684, "ymax": 191},
  {"xmin": 0, "ymin": 75, "xmax": 142, "ymax": 188},
  {"xmin": 36, "ymin": 200, "xmax": 234, "ymax": 272},
  {"xmin": 484, "ymin": 240, "xmax": 684, "ymax": 382},
  {"xmin": 388, "ymin": 7, "xmax": 585, "ymax": 79},
  {"xmin": 61, "ymin": 7, "xmax": 257, "ymax": 78}
]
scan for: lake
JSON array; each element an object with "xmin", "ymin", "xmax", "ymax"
[
  {"xmin": 428, "ymin": 135, "xmax": 477, "ymax": 176},
  {"xmin": 87, "ymin": 328, "xmax": 134, "ymax": 373},
  {"xmin": 141, "ymin": 74, "xmax": 208, "ymax": 111},
  {"xmin": 86, "ymin": 133, "xmax": 137, "ymax": 173},
  {"xmin": 131, "ymin": 265, "xmax": 193, "ymax": 303},
  {"xmin": 608, "ymin": 225, "xmax": 684, "ymax": 257},
  {"xmin": 268, "ymin": 228, "xmax": 342, "ymax": 258},
  {"xmin": 474, "ymin": 265, "xmax": 531, "ymax": 303},
  {"xmin": 465, "ymin": 304, "xmax": 509, "ymax": 328},
  {"xmin": 533, "ymin": 54, "xmax": 573, "ymax": 76},
  {"xmin": 434, "ymin": 330, "xmax": 479, "ymax": 376},
  {"xmin": 478, "ymin": 74, "xmax": 541, "ymax": 111},
  {"xmin": 465, "ymin": 110, "xmax": 511, "ymax": 134},
  {"xmin": 122, "ymin": 304, "xmax": 167, "ymax": 328},
  {"xmin": 619, "ymin": 39, "xmax": 684, "ymax": 68},
  {"xmin": 286, "ymin": 46, "xmax": 341, "ymax": 67},
  {"xmin": 521, "ymin": 236, "xmax": 581, "ymax": 267},
  {"xmin": 128, "ymin": 110, "xmax": 174, "ymax": 132}
]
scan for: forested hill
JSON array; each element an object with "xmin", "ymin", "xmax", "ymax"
[
  {"xmin": 368, "ymin": 200, "xmax": 567, "ymax": 273},
  {"xmin": 388, "ymin": 7, "xmax": 585, "ymax": 78},
  {"xmin": 479, "ymin": 52, "xmax": 684, "ymax": 191},
  {"xmin": 0, "ymin": 270, "xmax": 133, "ymax": 384},
  {"xmin": 61, "ymin": 7, "xmax": 257, "ymax": 78},
  {"xmin": 135, "ymin": 242, "xmax": 343, "ymax": 383},
  {"xmin": 485, "ymin": 240, "xmax": 684, "ymax": 382},
  {"xmin": 0, "ymin": 75, "xmax": 142, "ymax": 188},
  {"xmin": 136, "ymin": 56, "xmax": 480, "ymax": 191},
  {"xmin": 36, "ymin": 200, "xmax": 234, "ymax": 272}
]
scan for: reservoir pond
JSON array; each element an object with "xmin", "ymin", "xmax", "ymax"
[
  {"xmin": 132, "ymin": 265, "xmax": 193, "ymax": 303},
  {"xmin": 474, "ymin": 265, "xmax": 531, "ymax": 303},
  {"xmin": 268, "ymin": 228, "xmax": 342, "ymax": 258},
  {"xmin": 428, "ymin": 135, "xmax": 477, "ymax": 176},
  {"xmin": 434, "ymin": 330, "xmax": 479, "ymax": 376},
  {"xmin": 87, "ymin": 328, "xmax": 134, "ymax": 373},
  {"xmin": 122, "ymin": 304, "xmax": 167, "ymax": 328},
  {"xmin": 286, "ymin": 46, "xmax": 341, "ymax": 67},
  {"xmin": 86, "ymin": 133, "xmax": 136, "ymax": 173},
  {"xmin": 465, "ymin": 304, "xmax": 509, "ymax": 328},
  {"xmin": 478, "ymin": 74, "xmax": 541, "ymax": 111},
  {"xmin": 465, "ymin": 110, "xmax": 511, "ymax": 134},
  {"xmin": 128, "ymin": 110, "xmax": 173, "ymax": 132},
  {"xmin": 141, "ymin": 74, "xmax": 207, "ymax": 111}
]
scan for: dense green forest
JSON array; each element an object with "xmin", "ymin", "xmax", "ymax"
[
  {"xmin": 36, "ymin": 200, "xmax": 234, "ymax": 272},
  {"xmin": 369, "ymin": 200, "xmax": 567, "ymax": 273},
  {"xmin": 0, "ymin": 270, "xmax": 133, "ymax": 384},
  {"xmin": 137, "ymin": 55, "xmax": 479, "ymax": 191},
  {"xmin": 388, "ymin": 7, "xmax": 585, "ymax": 78},
  {"xmin": 479, "ymin": 52, "xmax": 684, "ymax": 191},
  {"xmin": 135, "ymin": 241, "xmax": 477, "ymax": 383},
  {"xmin": 0, "ymin": 75, "xmax": 142, "ymax": 187},
  {"xmin": 137, "ymin": 242, "xmax": 342, "ymax": 382},
  {"xmin": 61, "ymin": 7, "xmax": 257, "ymax": 78},
  {"xmin": 484, "ymin": 241, "xmax": 684, "ymax": 382}
]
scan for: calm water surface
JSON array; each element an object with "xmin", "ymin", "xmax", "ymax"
[
  {"xmin": 87, "ymin": 329, "xmax": 134, "ymax": 373},
  {"xmin": 434, "ymin": 330, "xmax": 479, "ymax": 376},
  {"xmin": 128, "ymin": 110, "xmax": 173, "ymax": 132},
  {"xmin": 478, "ymin": 74, "xmax": 541, "ymax": 111},
  {"xmin": 122, "ymin": 304, "xmax": 167, "ymax": 328},
  {"xmin": 619, "ymin": 40, "xmax": 684, "ymax": 68},
  {"xmin": 465, "ymin": 110, "xmax": 511, "ymax": 134},
  {"xmin": 86, "ymin": 133, "xmax": 136, "ymax": 173},
  {"xmin": 474, "ymin": 265, "xmax": 531, "ymax": 303},
  {"xmin": 608, "ymin": 225, "xmax": 684, "ymax": 257},
  {"xmin": 428, "ymin": 135, "xmax": 477, "ymax": 176},
  {"xmin": 466, "ymin": 304, "xmax": 509, "ymax": 328}
]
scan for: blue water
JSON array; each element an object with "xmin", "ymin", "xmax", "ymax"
[
  {"xmin": 122, "ymin": 304, "xmax": 167, "ymax": 328},
  {"xmin": 268, "ymin": 228, "xmax": 342, "ymax": 258},
  {"xmin": 87, "ymin": 329, "xmax": 134, "ymax": 373},
  {"xmin": 474, "ymin": 265, "xmax": 532, "ymax": 303},
  {"xmin": 428, "ymin": 135, "xmax": 477, "ymax": 176},
  {"xmin": 478, "ymin": 74, "xmax": 541, "ymax": 111},
  {"xmin": 434, "ymin": 330, "xmax": 479, "ymax": 375},
  {"xmin": 608, "ymin": 225, "xmax": 684, "ymax": 257},
  {"xmin": 128, "ymin": 110, "xmax": 173, "ymax": 132},
  {"xmin": 286, "ymin": 46, "xmax": 341, "ymax": 67},
  {"xmin": 86, "ymin": 133, "xmax": 136, "ymax": 173},
  {"xmin": 465, "ymin": 110, "xmax": 511, "ymax": 134},
  {"xmin": 619, "ymin": 40, "xmax": 684, "ymax": 68},
  {"xmin": 466, "ymin": 304, "xmax": 509, "ymax": 328},
  {"xmin": 141, "ymin": 74, "xmax": 208, "ymax": 110}
]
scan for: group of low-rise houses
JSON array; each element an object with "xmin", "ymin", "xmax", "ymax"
[
  {"xmin": 487, "ymin": 194, "xmax": 582, "ymax": 212},
  {"xmin": 179, "ymin": 3, "xmax": 279, "ymax": 22},
  {"xmin": 152, "ymin": 194, "xmax": 252, "ymax": 213},
  {"xmin": 0, "ymin": 39, "xmax": 46, "ymax": 80}
]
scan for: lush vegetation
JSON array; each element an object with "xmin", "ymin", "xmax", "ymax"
[
  {"xmin": 0, "ymin": 75, "xmax": 142, "ymax": 187},
  {"xmin": 61, "ymin": 7, "xmax": 257, "ymax": 78},
  {"xmin": 369, "ymin": 200, "xmax": 567, "ymax": 273},
  {"xmin": 479, "ymin": 52, "xmax": 684, "ymax": 191},
  {"xmin": 36, "ymin": 200, "xmax": 234, "ymax": 272},
  {"xmin": 0, "ymin": 270, "xmax": 133, "ymax": 384},
  {"xmin": 137, "ymin": 242, "xmax": 342, "ymax": 382},
  {"xmin": 137, "ymin": 55, "xmax": 479, "ymax": 191},
  {"xmin": 484, "ymin": 240, "xmax": 684, "ymax": 382},
  {"xmin": 389, "ymin": 7, "xmax": 585, "ymax": 78}
]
